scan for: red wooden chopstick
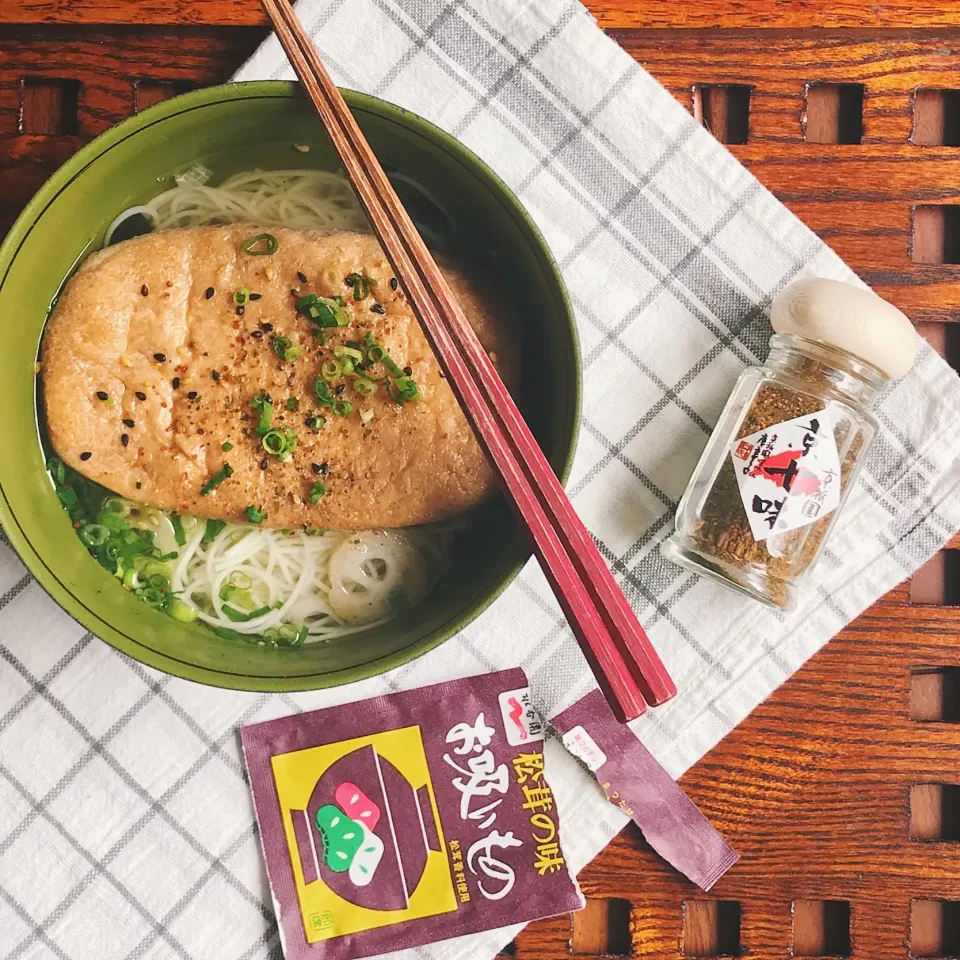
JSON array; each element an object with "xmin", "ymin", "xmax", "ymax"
[{"xmin": 261, "ymin": 0, "xmax": 676, "ymax": 719}]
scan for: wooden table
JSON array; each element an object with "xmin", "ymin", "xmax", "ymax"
[{"xmin": 2, "ymin": 3, "xmax": 959, "ymax": 958}]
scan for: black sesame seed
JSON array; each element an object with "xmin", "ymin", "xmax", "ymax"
[
  {"xmin": 249, "ymin": 292, "xmax": 262, "ymax": 301},
  {"xmin": 260, "ymin": 322, "xmax": 273, "ymax": 332},
  {"xmin": 187, "ymin": 391, "xmax": 198, "ymax": 400},
  {"xmin": 140, "ymin": 284, "xmax": 149, "ymax": 296},
  {"xmin": 251, "ymin": 330, "xmax": 264, "ymax": 339},
  {"xmin": 153, "ymin": 353, "xmax": 167, "ymax": 363},
  {"xmin": 319, "ymin": 461, "xmax": 328, "ymax": 475},
  {"xmin": 236, "ymin": 305, "xmax": 245, "ymax": 316},
  {"xmin": 95, "ymin": 390, "xmax": 109, "ymax": 401},
  {"xmin": 371, "ymin": 303, "xmax": 386, "ymax": 314},
  {"xmin": 344, "ymin": 275, "xmax": 354, "ymax": 286},
  {"xmin": 135, "ymin": 391, "xmax": 147, "ymax": 401},
  {"xmin": 121, "ymin": 434, "xmax": 129, "ymax": 447},
  {"xmin": 80, "ymin": 451, "xmax": 92, "ymax": 461},
  {"xmin": 290, "ymin": 288, "xmax": 299, "ymax": 297},
  {"xmin": 122, "ymin": 418, "xmax": 135, "ymax": 428},
  {"xmin": 172, "ymin": 377, "xmax": 181, "ymax": 389},
  {"xmin": 297, "ymin": 271, "xmax": 308, "ymax": 284},
  {"xmin": 390, "ymin": 277, "xmax": 398, "ymax": 291},
  {"xmin": 212, "ymin": 370, "xmax": 221, "ymax": 381},
  {"xmin": 260, "ymin": 458, "xmax": 269, "ymax": 470},
  {"xmin": 334, "ymin": 384, "xmax": 345, "ymax": 395},
  {"xmin": 403, "ymin": 366, "xmax": 412, "ymax": 376},
  {"xmin": 204, "ymin": 287, "xmax": 215, "ymax": 300},
  {"xmin": 135, "ymin": 481, "xmax": 142, "ymax": 490},
  {"xmin": 312, "ymin": 462, "xmax": 322, "ymax": 475}
]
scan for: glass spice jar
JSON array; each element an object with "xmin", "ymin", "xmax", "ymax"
[{"xmin": 662, "ymin": 278, "xmax": 917, "ymax": 610}]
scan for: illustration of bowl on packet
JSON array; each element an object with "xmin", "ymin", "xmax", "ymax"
[{"xmin": 290, "ymin": 743, "xmax": 442, "ymax": 911}]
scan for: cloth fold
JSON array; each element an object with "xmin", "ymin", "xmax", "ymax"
[{"xmin": 2, "ymin": 1, "xmax": 958, "ymax": 957}]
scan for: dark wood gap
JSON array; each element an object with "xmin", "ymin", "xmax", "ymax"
[
  {"xmin": 571, "ymin": 898, "xmax": 632, "ymax": 956},
  {"xmin": 913, "ymin": 89, "xmax": 960, "ymax": 146},
  {"xmin": 693, "ymin": 85, "xmax": 750, "ymax": 144},
  {"xmin": 911, "ymin": 783, "xmax": 960, "ymax": 841},
  {"xmin": 911, "ymin": 900, "xmax": 960, "ymax": 957},
  {"xmin": 683, "ymin": 901, "xmax": 741, "ymax": 957},
  {"xmin": 804, "ymin": 83, "xmax": 863, "ymax": 144},
  {"xmin": 134, "ymin": 78, "xmax": 193, "ymax": 113},
  {"xmin": 19, "ymin": 77, "xmax": 79, "ymax": 134},
  {"xmin": 913, "ymin": 207, "xmax": 960, "ymax": 265},
  {"xmin": 911, "ymin": 666, "xmax": 960, "ymax": 722},
  {"xmin": 497, "ymin": 941, "xmax": 517, "ymax": 957},
  {"xmin": 792, "ymin": 900, "xmax": 851, "ymax": 957}
]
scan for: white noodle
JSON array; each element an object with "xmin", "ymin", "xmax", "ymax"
[{"xmin": 110, "ymin": 169, "xmax": 448, "ymax": 645}]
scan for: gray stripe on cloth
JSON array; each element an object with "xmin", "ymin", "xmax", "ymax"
[
  {"xmin": 0, "ymin": 764, "xmax": 194, "ymax": 960},
  {"xmin": 0, "ymin": 647, "xmax": 270, "ymax": 920}
]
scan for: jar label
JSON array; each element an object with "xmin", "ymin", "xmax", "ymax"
[{"xmin": 728, "ymin": 409, "xmax": 841, "ymax": 541}]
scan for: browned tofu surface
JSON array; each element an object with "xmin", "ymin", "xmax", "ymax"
[{"xmin": 42, "ymin": 225, "xmax": 518, "ymax": 528}]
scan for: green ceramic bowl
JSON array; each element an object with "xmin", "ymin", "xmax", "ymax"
[{"xmin": 0, "ymin": 82, "xmax": 580, "ymax": 691}]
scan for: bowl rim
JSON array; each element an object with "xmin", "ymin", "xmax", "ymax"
[{"xmin": 0, "ymin": 80, "xmax": 581, "ymax": 691}]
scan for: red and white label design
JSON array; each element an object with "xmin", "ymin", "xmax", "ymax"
[
  {"xmin": 728, "ymin": 408, "xmax": 842, "ymax": 541},
  {"xmin": 498, "ymin": 687, "xmax": 545, "ymax": 746},
  {"xmin": 561, "ymin": 726, "xmax": 607, "ymax": 772}
]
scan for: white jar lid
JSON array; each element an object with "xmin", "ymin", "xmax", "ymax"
[{"xmin": 770, "ymin": 277, "xmax": 917, "ymax": 381}]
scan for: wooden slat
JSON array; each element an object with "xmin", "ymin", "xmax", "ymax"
[{"xmin": 4, "ymin": 0, "xmax": 960, "ymax": 29}]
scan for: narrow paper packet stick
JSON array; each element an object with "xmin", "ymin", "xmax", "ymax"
[{"xmin": 552, "ymin": 690, "xmax": 739, "ymax": 891}]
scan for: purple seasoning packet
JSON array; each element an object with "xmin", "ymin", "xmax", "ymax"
[
  {"xmin": 241, "ymin": 668, "xmax": 583, "ymax": 960},
  {"xmin": 551, "ymin": 689, "xmax": 739, "ymax": 891}
]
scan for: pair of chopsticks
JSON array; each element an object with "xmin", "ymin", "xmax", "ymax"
[{"xmin": 260, "ymin": 0, "xmax": 676, "ymax": 721}]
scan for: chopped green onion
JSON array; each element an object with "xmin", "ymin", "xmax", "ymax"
[
  {"xmin": 79, "ymin": 524, "xmax": 110, "ymax": 547},
  {"xmin": 261, "ymin": 428, "xmax": 298, "ymax": 461},
  {"xmin": 141, "ymin": 586, "xmax": 166, "ymax": 608},
  {"xmin": 170, "ymin": 513, "xmax": 186, "ymax": 546},
  {"xmin": 359, "ymin": 408, "xmax": 374, "ymax": 425},
  {"xmin": 394, "ymin": 376, "xmax": 422, "ymax": 403},
  {"xmin": 155, "ymin": 552, "xmax": 178, "ymax": 563},
  {"xmin": 271, "ymin": 336, "xmax": 302, "ymax": 363},
  {"xmin": 245, "ymin": 505, "xmax": 267, "ymax": 524},
  {"xmin": 203, "ymin": 518, "xmax": 227, "ymax": 542},
  {"xmin": 47, "ymin": 456, "xmax": 66, "ymax": 487},
  {"xmin": 242, "ymin": 233, "xmax": 278, "ymax": 256},
  {"xmin": 312, "ymin": 328, "xmax": 330, "ymax": 344},
  {"xmin": 346, "ymin": 272, "xmax": 377, "ymax": 301},
  {"xmin": 165, "ymin": 597, "xmax": 198, "ymax": 623},
  {"xmin": 213, "ymin": 626, "xmax": 241, "ymax": 640},
  {"xmin": 334, "ymin": 344, "xmax": 364, "ymax": 362},
  {"xmin": 221, "ymin": 441, "xmax": 234, "ymax": 452},
  {"xmin": 354, "ymin": 377, "xmax": 376, "ymax": 397},
  {"xmin": 308, "ymin": 481, "xmax": 326, "ymax": 504},
  {"xmin": 299, "ymin": 295, "xmax": 349, "ymax": 328},
  {"xmin": 147, "ymin": 572, "xmax": 169, "ymax": 590},
  {"xmin": 321, "ymin": 359, "xmax": 343, "ymax": 380},
  {"xmin": 286, "ymin": 397, "xmax": 299, "ymax": 411},
  {"xmin": 332, "ymin": 399, "xmax": 353, "ymax": 417},
  {"xmin": 223, "ymin": 603, "xmax": 272, "ymax": 623},
  {"xmin": 305, "ymin": 415, "xmax": 326, "ymax": 432},
  {"xmin": 251, "ymin": 392, "xmax": 274, "ymax": 436},
  {"xmin": 233, "ymin": 287, "xmax": 249, "ymax": 306},
  {"xmin": 200, "ymin": 464, "xmax": 233, "ymax": 497}
]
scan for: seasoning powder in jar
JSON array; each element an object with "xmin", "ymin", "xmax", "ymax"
[{"xmin": 662, "ymin": 278, "xmax": 918, "ymax": 610}]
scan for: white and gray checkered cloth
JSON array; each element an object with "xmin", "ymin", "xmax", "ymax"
[{"xmin": 3, "ymin": 1, "xmax": 960, "ymax": 957}]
